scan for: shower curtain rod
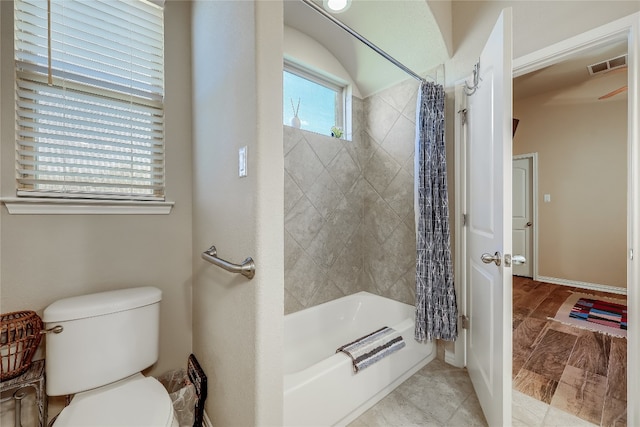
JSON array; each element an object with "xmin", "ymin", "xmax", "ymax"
[{"xmin": 299, "ymin": 0, "xmax": 425, "ymax": 83}]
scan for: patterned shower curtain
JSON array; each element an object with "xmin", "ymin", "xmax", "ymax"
[{"xmin": 414, "ymin": 81, "xmax": 458, "ymax": 342}]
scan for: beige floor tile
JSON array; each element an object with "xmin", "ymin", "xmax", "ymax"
[
  {"xmin": 550, "ymin": 366, "xmax": 606, "ymax": 425},
  {"xmin": 347, "ymin": 389, "xmax": 441, "ymax": 427},
  {"xmin": 512, "ymin": 389, "xmax": 550, "ymax": 427},
  {"xmin": 543, "ymin": 406, "xmax": 600, "ymax": 427},
  {"xmin": 396, "ymin": 362, "xmax": 474, "ymax": 424},
  {"xmin": 348, "ymin": 359, "xmax": 483, "ymax": 427},
  {"xmin": 444, "ymin": 392, "xmax": 487, "ymax": 426}
]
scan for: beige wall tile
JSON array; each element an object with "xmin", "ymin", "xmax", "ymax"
[{"xmin": 284, "ymin": 78, "xmax": 420, "ymax": 313}]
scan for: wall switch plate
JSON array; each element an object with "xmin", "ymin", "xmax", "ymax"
[
  {"xmin": 239, "ymin": 146, "xmax": 247, "ymax": 177},
  {"xmin": 544, "ymin": 194, "xmax": 551, "ymax": 203}
]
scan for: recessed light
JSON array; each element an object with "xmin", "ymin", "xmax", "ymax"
[{"xmin": 323, "ymin": 0, "xmax": 351, "ymax": 13}]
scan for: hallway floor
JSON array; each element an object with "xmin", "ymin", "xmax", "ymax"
[{"xmin": 512, "ymin": 277, "xmax": 627, "ymax": 427}]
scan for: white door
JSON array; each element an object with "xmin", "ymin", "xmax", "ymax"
[
  {"xmin": 465, "ymin": 9, "xmax": 513, "ymax": 427},
  {"xmin": 513, "ymin": 156, "xmax": 533, "ymax": 277}
]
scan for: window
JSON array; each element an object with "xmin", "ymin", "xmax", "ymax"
[
  {"xmin": 14, "ymin": 0, "xmax": 165, "ymax": 201},
  {"xmin": 283, "ymin": 62, "xmax": 347, "ymax": 138}
]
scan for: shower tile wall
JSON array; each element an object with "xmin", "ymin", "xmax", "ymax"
[{"xmin": 284, "ymin": 78, "xmax": 421, "ymax": 314}]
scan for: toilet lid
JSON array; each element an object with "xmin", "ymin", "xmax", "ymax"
[{"xmin": 54, "ymin": 373, "xmax": 176, "ymax": 427}]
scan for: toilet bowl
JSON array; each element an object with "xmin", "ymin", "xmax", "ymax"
[
  {"xmin": 43, "ymin": 287, "xmax": 178, "ymax": 426},
  {"xmin": 53, "ymin": 373, "xmax": 178, "ymax": 427}
]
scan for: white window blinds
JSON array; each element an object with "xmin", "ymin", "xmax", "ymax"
[{"xmin": 14, "ymin": 0, "xmax": 165, "ymax": 200}]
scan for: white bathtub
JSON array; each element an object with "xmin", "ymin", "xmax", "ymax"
[{"xmin": 283, "ymin": 291, "xmax": 435, "ymax": 426}]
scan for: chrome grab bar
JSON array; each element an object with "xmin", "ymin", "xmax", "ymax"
[{"xmin": 201, "ymin": 245, "xmax": 255, "ymax": 280}]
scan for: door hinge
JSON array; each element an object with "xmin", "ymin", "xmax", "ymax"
[
  {"xmin": 631, "ymin": 249, "xmax": 634, "ymax": 260},
  {"xmin": 458, "ymin": 108, "xmax": 468, "ymax": 125},
  {"xmin": 461, "ymin": 315, "xmax": 470, "ymax": 330},
  {"xmin": 462, "ymin": 213, "xmax": 467, "ymax": 226}
]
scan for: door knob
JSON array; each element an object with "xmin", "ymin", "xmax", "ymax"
[
  {"xmin": 481, "ymin": 252, "xmax": 501, "ymax": 266},
  {"xmin": 512, "ymin": 255, "xmax": 526, "ymax": 265},
  {"xmin": 526, "ymin": 222, "xmax": 532, "ymax": 227}
]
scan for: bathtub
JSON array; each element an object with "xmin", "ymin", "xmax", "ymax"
[{"xmin": 283, "ymin": 291, "xmax": 435, "ymax": 426}]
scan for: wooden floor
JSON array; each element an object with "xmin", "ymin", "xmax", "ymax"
[{"xmin": 512, "ymin": 277, "xmax": 627, "ymax": 427}]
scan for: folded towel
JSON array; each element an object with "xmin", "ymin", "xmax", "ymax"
[{"xmin": 336, "ymin": 326, "xmax": 406, "ymax": 373}]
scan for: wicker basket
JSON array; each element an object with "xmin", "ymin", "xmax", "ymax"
[{"xmin": 1, "ymin": 311, "xmax": 43, "ymax": 381}]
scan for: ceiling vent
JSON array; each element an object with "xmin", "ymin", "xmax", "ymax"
[{"xmin": 588, "ymin": 54, "xmax": 628, "ymax": 76}]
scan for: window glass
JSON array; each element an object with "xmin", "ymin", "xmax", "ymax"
[
  {"xmin": 14, "ymin": 0, "xmax": 165, "ymax": 201},
  {"xmin": 283, "ymin": 68, "xmax": 343, "ymax": 137}
]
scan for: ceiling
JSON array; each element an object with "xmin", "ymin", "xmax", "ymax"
[
  {"xmin": 283, "ymin": 0, "xmax": 449, "ymax": 97},
  {"xmin": 514, "ymin": 40, "xmax": 628, "ymax": 103},
  {"xmin": 283, "ymin": 1, "xmax": 628, "ymax": 102}
]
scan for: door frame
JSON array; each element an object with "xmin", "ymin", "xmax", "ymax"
[
  {"xmin": 452, "ymin": 11, "xmax": 639, "ymax": 425},
  {"xmin": 512, "ymin": 153, "xmax": 538, "ymax": 280},
  {"xmin": 449, "ymin": 84, "xmax": 468, "ymax": 369}
]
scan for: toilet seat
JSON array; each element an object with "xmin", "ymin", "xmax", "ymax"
[{"xmin": 53, "ymin": 373, "xmax": 178, "ymax": 427}]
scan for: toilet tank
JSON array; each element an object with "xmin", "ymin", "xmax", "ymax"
[{"xmin": 43, "ymin": 287, "xmax": 162, "ymax": 396}]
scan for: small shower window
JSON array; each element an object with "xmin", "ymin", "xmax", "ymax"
[{"xmin": 283, "ymin": 62, "xmax": 349, "ymax": 138}]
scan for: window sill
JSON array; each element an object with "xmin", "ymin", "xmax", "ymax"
[
  {"xmin": 284, "ymin": 124, "xmax": 353, "ymax": 142},
  {"xmin": 1, "ymin": 197, "xmax": 174, "ymax": 215}
]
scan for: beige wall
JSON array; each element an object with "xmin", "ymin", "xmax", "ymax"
[
  {"xmin": 514, "ymin": 93, "xmax": 627, "ymax": 288},
  {"xmin": 445, "ymin": 1, "xmax": 638, "ymax": 289},
  {"xmin": 284, "ymin": 25, "xmax": 362, "ymax": 98},
  {"xmin": 0, "ymin": 0, "xmax": 192, "ymax": 373},
  {"xmin": 448, "ymin": 1, "xmax": 640, "ymax": 84},
  {"xmin": 445, "ymin": 1, "xmax": 639, "ymax": 278},
  {"xmin": 191, "ymin": 0, "xmax": 283, "ymax": 425},
  {"xmin": 0, "ymin": 1, "xmax": 193, "ymax": 422}
]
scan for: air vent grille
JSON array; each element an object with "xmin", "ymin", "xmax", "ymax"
[{"xmin": 588, "ymin": 54, "xmax": 628, "ymax": 75}]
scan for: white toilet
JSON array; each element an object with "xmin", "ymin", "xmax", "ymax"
[{"xmin": 43, "ymin": 286, "xmax": 178, "ymax": 426}]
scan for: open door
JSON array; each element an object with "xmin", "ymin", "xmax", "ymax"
[
  {"xmin": 464, "ymin": 9, "xmax": 513, "ymax": 426},
  {"xmin": 512, "ymin": 156, "xmax": 533, "ymax": 278}
]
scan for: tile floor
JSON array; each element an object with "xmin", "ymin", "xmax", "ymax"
[
  {"xmin": 347, "ymin": 360, "xmax": 610, "ymax": 427},
  {"xmin": 349, "ymin": 278, "xmax": 627, "ymax": 427},
  {"xmin": 512, "ymin": 277, "xmax": 627, "ymax": 427},
  {"xmin": 348, "ymin": 358, "xmax": 487, "ymax": 426}
]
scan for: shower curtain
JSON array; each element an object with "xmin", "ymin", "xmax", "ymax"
[{"xmin": 414, "ymin": 81, "xmax": 458, "ymax": 342}]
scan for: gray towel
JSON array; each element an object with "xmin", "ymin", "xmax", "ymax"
[{"xmin": 336, "ymin": 327, "xmax": 406, "ymax": 373}]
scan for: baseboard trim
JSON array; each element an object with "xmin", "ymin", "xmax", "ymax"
[
  {"xmin": 444, "ymin": 348, "xmax": 461, "ymax": 367},
  {"xmin": 203, "ymin": 411, "xmax": 213, "ymax": 427},
  {"xmin": 536, "ymin": 275, "xmax": 627, "ymax": 296}
]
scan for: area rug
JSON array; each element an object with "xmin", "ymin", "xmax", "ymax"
[{"xmin": 550, "ymin": 292, "xmax": 627, "ymax": 338}]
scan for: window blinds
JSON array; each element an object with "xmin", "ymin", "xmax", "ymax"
[{"xmin": 15, "ymin": 0, "xmax": 165, "ymax": 200}]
